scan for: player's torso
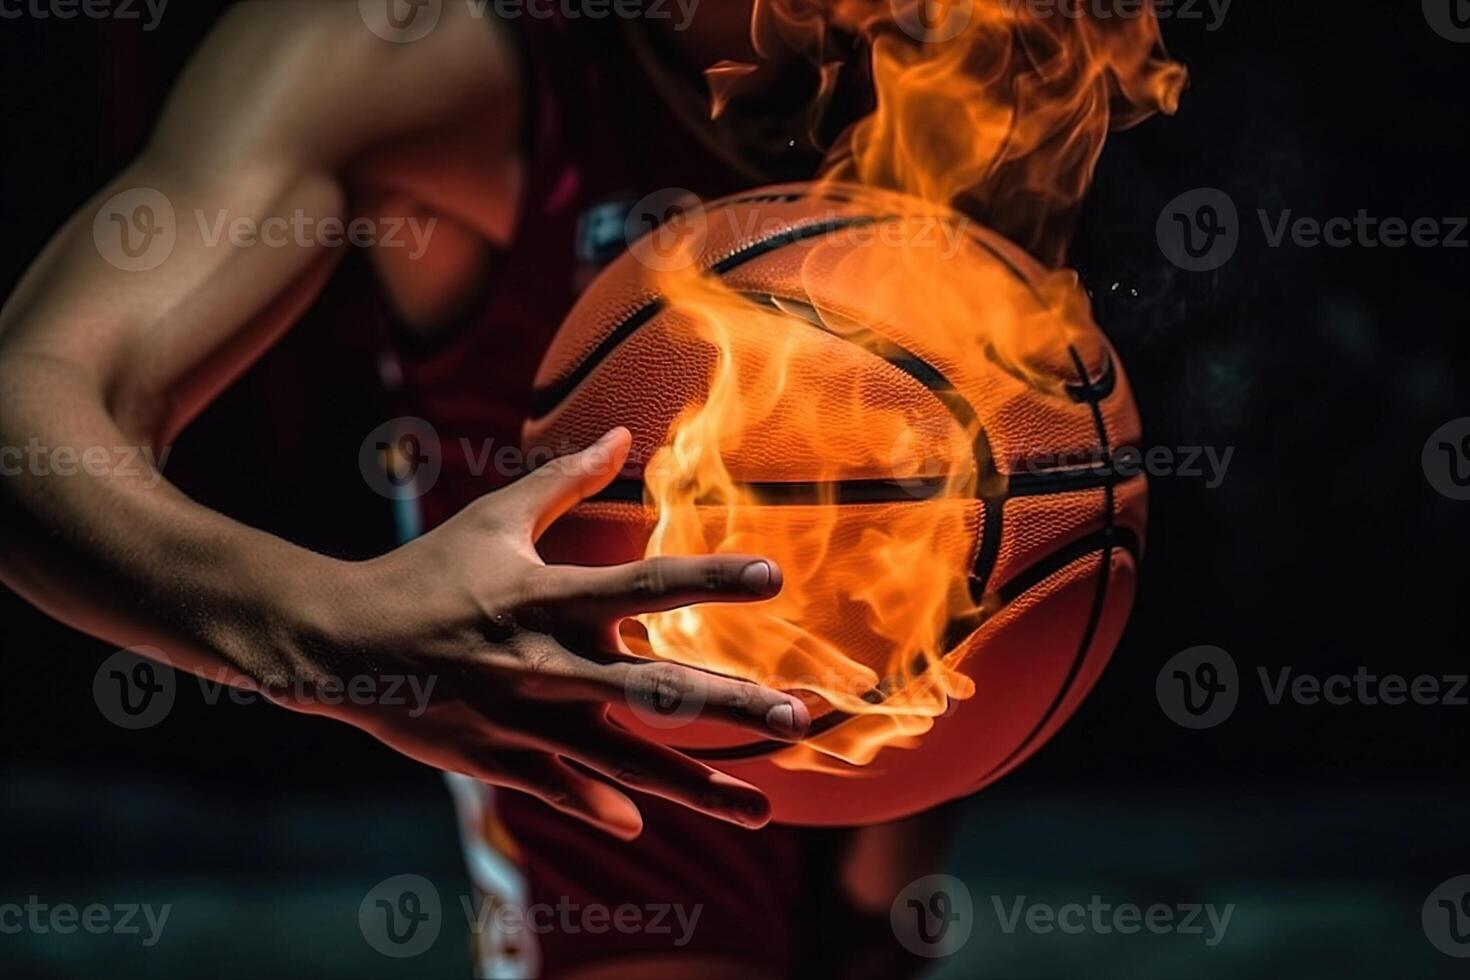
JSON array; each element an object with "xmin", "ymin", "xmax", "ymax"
[{"xmin": 342, "ymin": 18, "xmax": 750, "ymax": 528}]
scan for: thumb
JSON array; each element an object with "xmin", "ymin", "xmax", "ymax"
[{"xmin": 505, "ymin": 427, "xmax": 632, "ymax": 540}]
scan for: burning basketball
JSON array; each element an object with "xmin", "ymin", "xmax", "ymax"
[{"xmin": 524, "ymin": 182, "xmax": 1146, "ymax": 826}]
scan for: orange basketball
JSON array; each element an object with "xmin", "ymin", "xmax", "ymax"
[{"xmin": 523, "ymin": 182, "xmax": 1146, "ymax": 826}]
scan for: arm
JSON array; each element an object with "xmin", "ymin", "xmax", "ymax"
[
  {"xmin": 0, "ymin": 1, "xmax": 808, "ymax": 837},
  {"xmin": 0, "ymin": 1, "xmax": 504, "ymax": 682}
]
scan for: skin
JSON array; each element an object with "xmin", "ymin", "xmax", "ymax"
[
  {"xmin": 0, "ymin": 0, "xmax": 808, "ymax": 838},
  {"xmin": 0, "ymin": 4, "xmax": 952, "ymax": 974}
]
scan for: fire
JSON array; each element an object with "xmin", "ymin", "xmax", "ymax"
[{"xmin": 636, "ymin": 1, "xmax": 1184, "ymax": 768}]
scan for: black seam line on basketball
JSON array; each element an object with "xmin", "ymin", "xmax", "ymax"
[
  {"xmin": 683, "ymin": 530, "xmax": 1141, "ymax": 762},
  {"xmin": 1007, "ymin": 463, "xmax": 1128, "ymax": 497},
  {"xmin": 969, "ymin": 345, "xmax": 1118, "ymax": 782},
  {"xmin": 992, "ymin": 527, "xmax": 1138, "ymax": 607},
  {"xmin": 1064, "ymin": 351, "xmax": 1115, "ymax": 403},
  {"xmin": 970, "ymin": 352, "xmax": 1115, "ymax": 592},
  {"xmin": 588, "ymin": 464, "xmax": 1140, "ymax": 506},
  {"xmin": 722, "ymin": 188, "xmax": 857, "ymax": 207},
  {"xmin": 732, "ymin": 293, "xmax": 1005, "ymax": 522},
  {"xmin": 971, "ymin": 477, "xmax": 1004, "ymax": 601},
  {"xmin": 736, "ymin": 291, "xmax": 961, "ymax": 393},
  {"xmin": 527, "ymin": 217, "xmax": 883, "ymax": 418},
  {"xmin": 590, "ymin": 476, "xmax": 949, "ymax": 505},
  {"xmin": 684, "ymin": 344, "xmax": 1125, "ymax": 763}
]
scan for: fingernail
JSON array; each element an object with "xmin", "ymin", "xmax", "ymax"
[
  {"xmin": 706, "ymin": 773, "xmax": 769, "ymax": 827},
  {"xmin": 607, "ymin": 819, "xmax": 642, "ymax": 842},
  {"xmin": 712, "ymin": 792, "xmax": 768, "ymax": 828},
  {"xmin": 739, "ymin": 560, "xmax": 773, "ymax": 594},
  {"xmin": 730, "ymin": 798, "xmax": 769, "ymax": 828},
  {"xmin": 765, "ymin": 702, "xmax": 801, "ymax": 738}
]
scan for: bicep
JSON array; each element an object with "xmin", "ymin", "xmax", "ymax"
[{"xmin": 0, "ymin": 0, "xmax": 512, "ymax": 443}]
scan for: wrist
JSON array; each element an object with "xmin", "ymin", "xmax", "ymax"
[
  {"xmin": 266, "ymin": 545, "xmax": 431, "ymax": 687},
  {"xmin": 195, "ymin": 533, "xmax": 363, "ymax": 690}
]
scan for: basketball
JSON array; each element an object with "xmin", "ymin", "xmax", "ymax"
[{"xmin": 524, "ymin": 182, "xmax": 1146, "ymax": 826}]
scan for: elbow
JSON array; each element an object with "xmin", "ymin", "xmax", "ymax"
[
  {"xmin": 0, "ymin": 345, "xmax": 169, "ymax": 456},
  {"xmin": 107, "ymin": 377, "xmax": 173, "ymax": 456}
]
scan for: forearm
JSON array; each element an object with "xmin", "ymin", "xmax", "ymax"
[{"xmin": 0, "ymin": 349, "xmax": 348, "ymax": 688}]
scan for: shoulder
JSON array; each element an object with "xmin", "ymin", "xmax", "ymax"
[{"xmin": 148, "ymin": 1, "xmax": 516, "ymax": 173}]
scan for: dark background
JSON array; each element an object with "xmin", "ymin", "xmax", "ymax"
[{"xmin": 2, "ymin": 2, "xmax": 1467, "ymax": 977}]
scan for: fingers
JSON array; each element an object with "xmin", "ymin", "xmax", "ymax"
[
  {"xmin": 489, "ymin": 750, "xmax": 644, "ymax": 841},
  {"xmin": 481, "ymin": 632, "xmax": 808, "ymax": 742},
  {"xmin": 550, "ymin": 554, "xmax": 784, "ymax": 618},
  {"xmin": 498, "ymin": 427, "xmax": 631, "ymax": 539},
  {"xmin": 555, "ymin": 714, "xmax": 773, "ymax": 830},
  {"xmin": 603, "ymin": 659, "xmax": 812, "ymax": 741}
]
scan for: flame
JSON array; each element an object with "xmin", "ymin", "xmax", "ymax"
[{"xmin": 636, "ymin": 2, "xmax": 1184, "ymax": 769}]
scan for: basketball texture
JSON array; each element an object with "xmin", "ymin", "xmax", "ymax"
[{"xmin": 523, "ymin": 182, "xmax": 1146, "ymax": 826}]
